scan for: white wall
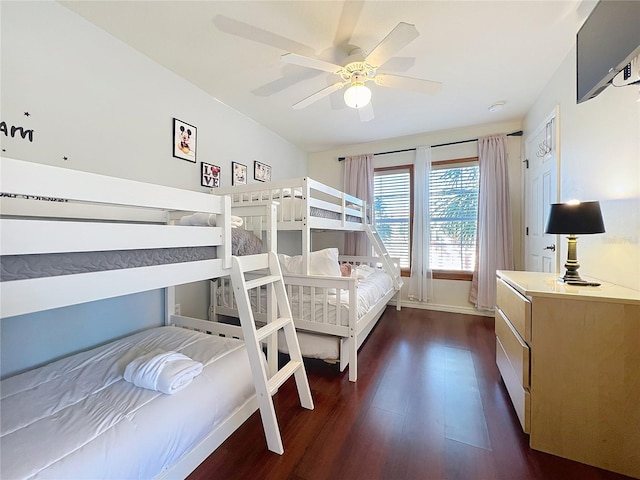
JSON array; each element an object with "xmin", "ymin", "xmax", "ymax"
[
  {"xmin": 0, "ymin": 1, "xmax": 307, "ymax": 377},
  {"xmin": 525, "ymin": 46, "xmax": 640, "ymax": 290},
  {"xmin": 308, "ymin": 120, "xmax": 523, "ymax": 315}
]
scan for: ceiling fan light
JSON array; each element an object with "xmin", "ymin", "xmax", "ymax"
[{"xmin": 344, "ymin": 84, "xmax": 371, "ymax": 109}]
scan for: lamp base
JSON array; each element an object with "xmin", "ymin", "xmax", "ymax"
[
  {"xmin": 557, "ymin": 270, "xmax": 601, "ymax": 286},
  {"xmin": 557, "ymin": 277, "xmax": 602, "ymax": 287},
  {"xmin": 558, "ymin": 270, "xmax": 584, "ymax": 283}
]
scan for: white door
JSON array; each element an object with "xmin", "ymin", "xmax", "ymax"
[{"xmin": 524, "ymin": 109, "xmax": 559, "ymax": 273}]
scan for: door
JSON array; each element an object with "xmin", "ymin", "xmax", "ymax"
[{"xmin": 524, "ymin": 109, "xmax": 559, "ymax": 273}]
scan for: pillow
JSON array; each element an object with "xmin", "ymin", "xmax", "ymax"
[
  {"xmin": 354, "ymin": 264, "xmax": 376, "ymax": 278},
  {"xmin": 278, "ymin": 248, "xmax": 341, "ymax": 277}
]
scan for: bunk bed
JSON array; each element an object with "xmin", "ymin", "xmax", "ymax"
[
  {"xmin": 211, "ymin": 178, "xmax": 403, "ymax": 382},
  {"xmin": 0, "ymin": 157, "xmax": 311, "ymax": 479}
]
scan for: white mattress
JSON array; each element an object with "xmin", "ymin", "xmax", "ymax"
[
  {"xmin": 219, "ymin": 271, "xmax": 393, "ymax": 327},
  {"xmin": 217, "ymin": 270, "xmax": 393, "ymax": 361},
  {"xmin": 1, "ymin": 326, "xmax": 256, "ymax": 480}
]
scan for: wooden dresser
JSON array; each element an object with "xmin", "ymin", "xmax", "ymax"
[{"xmin": 496, "ymin": 270, "xmax": 640, "ymax": 478}]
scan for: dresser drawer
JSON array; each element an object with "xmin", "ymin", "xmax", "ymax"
[
  {"xmin": 496, "ymin": 278, "xmax": 531, "ymax": 342},
  {"xmin": 496, "ymin": 336, "xmax": 531, "ymax": 433},
  {"xmin": 495, "ymin": 308, "xmax": 530, "ymax": 388}
]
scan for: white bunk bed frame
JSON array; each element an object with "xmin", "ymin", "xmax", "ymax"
[
  {"xmin": 212, "ymin": 178, "xmax": 403, "ymax": 382},
  {"xmin": 215, "ymin": 177, "xmax": 370, "ymax": 274},
  {"xmin": 0, "ymin": 157, "xmax": 311, "ymax": 478}
]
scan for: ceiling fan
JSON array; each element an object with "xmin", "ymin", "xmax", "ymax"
[{"xmin": 282, "ymin": 22, "xmax": 442, "ymax": 121}]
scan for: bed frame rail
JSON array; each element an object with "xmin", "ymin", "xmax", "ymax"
[
  {"xmin": 215, "ymin": 177, "xmax": 370, "ymax": 229},
  {"xmin": 0, "ymin": 157, "xmax": 232, "ymax": 319}
]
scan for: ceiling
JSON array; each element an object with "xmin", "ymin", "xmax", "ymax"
[{"xmin": 60, "ymin": 1, "xmax": 594, "ymax": 153}]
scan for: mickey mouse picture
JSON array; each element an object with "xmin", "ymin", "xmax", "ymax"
[
  {"xmin": 179, "ymin": 126, "xmax": 191, "ymax": 153},
  {"xmin": 173, "ymin": 118, "xmax": 197, "ymax": 162}
]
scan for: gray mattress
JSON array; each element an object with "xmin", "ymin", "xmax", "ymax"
[
  {"xmin": 1, "ymin": 228, "xmax": 262, "ymax": 282},
  {"xmin": 310, "ymin": 206, "xmax": 362, "ymax": 223}
]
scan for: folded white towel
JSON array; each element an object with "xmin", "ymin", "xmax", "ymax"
[
  {"xmin": 230, "ymin": 215, "xmax": 243, "ymax": 228},
  {"xmin": 123, "ymin": 349, "xmax": 203, "ymax": 394},
  {"xmin": 179, "ymin": 212, "xmax": 216, "ymax": 226},
  {"xmin": 179, "ymin": 213, "xmax": 244, "ymax": 228}
]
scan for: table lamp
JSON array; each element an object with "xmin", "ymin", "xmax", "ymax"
[{"xmin": 545, "ymin": 200, "xmax": 605, "ymax": 283}]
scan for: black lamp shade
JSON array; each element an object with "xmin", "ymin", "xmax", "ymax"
[{"xmin": 545, "ymin": 201, "xmax": 605, "ymax": 235}]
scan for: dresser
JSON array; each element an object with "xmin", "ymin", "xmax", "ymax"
[{"xmin": 496, "ymin": 270, "xmax": 640, "ymax": 478}]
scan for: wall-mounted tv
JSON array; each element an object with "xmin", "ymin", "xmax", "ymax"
[{"xmin": 576, "ymin": 0, "xmax": 640, "ymax": 103}]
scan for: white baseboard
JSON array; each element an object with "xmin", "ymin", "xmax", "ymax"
[{"xmin": 389, "ymin": 299, "xmax": 494, "ymax": 318}]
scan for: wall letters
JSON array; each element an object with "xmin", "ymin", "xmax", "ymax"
[{"xmin": 0, "ymin": 121, "xmax": 34, "ymax": 142}]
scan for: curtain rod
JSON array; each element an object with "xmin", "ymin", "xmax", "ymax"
[{"xmin": 337, "ymin": 130, "xmax": 523, "ymax": 161}]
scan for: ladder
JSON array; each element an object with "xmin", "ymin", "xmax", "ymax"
[
  {"xmin": 365, "ymin": 225, "xmax": 403, "ymax": 291},
  {"xmin": 230, "ymin": 252, "xmax": 314, "ymax": 455}
]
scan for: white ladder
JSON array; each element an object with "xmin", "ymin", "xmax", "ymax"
[
  {"xmin": 230, "ymin": 252, "xmax": 314, "ymax": 455},
  {"xmin": 365, "ymin": 225, "xmax": 402, "ymax": 291}
]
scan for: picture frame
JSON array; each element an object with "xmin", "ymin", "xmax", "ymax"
[
  {"xmin": 201, "ymin": 162, "xmax": 220, "ymax": 188},
  {"xmin": 254, "ymin": 161, "xmax": 272, "ymax": 182},
  {"xmin": 173, "ymin": 118, "xmax": 197, "ymax": 162},
  {"xmin": 232, "ymin": 161, "xmax": 247, "ymax": 186}
]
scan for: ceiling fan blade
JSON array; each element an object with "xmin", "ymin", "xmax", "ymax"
[
  {"xmin": 365, "ymin": 22, "xmax": 419, "ymax": 67},
  {"xmin": 357, "ymin": 102, "xmax": 375, "ymax": 122},
  {"xmin": 375, "ymin": 74, "xmax": 442, "ymax": 94},
  {"xmin": 251, "ymin": 68, "xmax": 323, "ymax": 97},
  {"xmin": 292, "ymin": 82, "xmax": 345, "ymax": 109},
  {"xmin": 333, "ymin": 0, "xmax": 364, "ymax": 48},
  {"xmin": 213, "ymin": 15, "xmax": 316, "ymax": 57},
  {"xmin": 377, "ymin": 56, "xmax": 416, "ymax": 73},
  {"xmin": 282, "ymin": 53, "xmax": 343, "ymax": 74}
]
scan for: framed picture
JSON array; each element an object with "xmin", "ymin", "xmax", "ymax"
[
  {"xmin": 254, "ymin": 161, "xmax": 272, "ymax": 182},
  {"xmin": 232, "ymin": 161, "xmax": 247, "ymax": 186},
  {"xmin": 173, "ymin": 118, "xmax": 197, "ymax": 162},
  {"xmin": 201, "ymin": 162, "xmax": 220, "ymax": 188}
]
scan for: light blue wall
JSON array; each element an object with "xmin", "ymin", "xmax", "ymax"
[
  {"xmin": 1, "ymin": 291, "xmax": 164, "ymax": 379},
  {"xmin": 0, "ymin": 2, "xmax": 307, "ymax": 377}
]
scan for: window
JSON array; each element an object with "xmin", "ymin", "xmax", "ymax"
[
  {"xmin": 429, "ymin": 158, "xmax": 479, "ymax": 277},
  {"xmin": 373, "ymin": 166, "xmax": 413, "ymax": 275},
  {"xmin": 373, "ymin": 157, "xmax": 479, "ymax": 280}
]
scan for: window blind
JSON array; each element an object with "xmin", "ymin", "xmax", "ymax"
[{"xmin": 373, "ymin": 170, "xmax": 411, "ymax": 269}]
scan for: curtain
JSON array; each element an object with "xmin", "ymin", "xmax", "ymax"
[
  {"xmin": 469, "ymin": 134, "xmax": 514, "ymax": 310},
  {"xmin": 343, "ymin": 154, "xmax": 374, "ymax": 256},
  {"xmin": 407, "ymin": 146, "xmax": 433, "ymax": 302}
]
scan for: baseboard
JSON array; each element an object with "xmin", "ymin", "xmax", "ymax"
[{"xmin": 388, "ymin": 299, "xmax": 494, "ymax": 317}]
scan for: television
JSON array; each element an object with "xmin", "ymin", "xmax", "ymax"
[{"xmin": 576, "ymin": 0, "xmax": 640, "ymax": 103}]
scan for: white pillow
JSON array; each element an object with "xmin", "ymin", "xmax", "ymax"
[
  {"xmin": 354, "ymin": 264, "xmax": 376, "ymax": 278},
  {"xmin": 278, "ymin": 248, "xmax": 341, "ymax": 277}
]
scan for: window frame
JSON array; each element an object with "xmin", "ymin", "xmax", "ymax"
[
  {"xmin": 429, "ymin": 156, "xmax": 479, "ymax": 281},
  {"xmin": 373, "ymin": 156, "xmax": 479, "ymax": 281}
]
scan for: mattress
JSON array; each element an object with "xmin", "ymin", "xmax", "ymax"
[
  {"xmin": 0, "ymin": 326, "xmax": 257, "ymax": 479},
  {"xmin": 0, "ymin": 228, "xmax": 261, "ymax": 282},
  {"xmin": 217, "ymin": 270, "xmax": 393, "ymax": 326},
  {"xmin": 281, "ymin": 197, "xmax": 363, "ymax": 223}
]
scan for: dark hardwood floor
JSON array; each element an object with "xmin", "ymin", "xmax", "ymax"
[{"xmin": 188, "ymin": 307, "xmax": 634, "ymax": 480}]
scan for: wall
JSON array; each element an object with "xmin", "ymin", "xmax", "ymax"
[
  {"xmin": 524, "ymin": 45, "xmax": 640, "ymax": 290},
  {"xmin": 0, "ymin": 2, "xmax": 307, "ymax": 377},
  {"xmin": 308, "ymin": 120, "xmax": 523, "ymax": 315}
]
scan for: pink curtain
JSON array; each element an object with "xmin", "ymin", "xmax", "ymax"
[
  {"xmin": 343, "ymin": 154, "xmax": 373, "ymax": 256},
  {"xmin": 469, "ymin": 134, "xmax": 514, "ymax": 309}
]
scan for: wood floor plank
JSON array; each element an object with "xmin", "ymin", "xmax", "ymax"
[{"xmin": 188, "ymin": 307, "xmax": 634, "ymax": 480}]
